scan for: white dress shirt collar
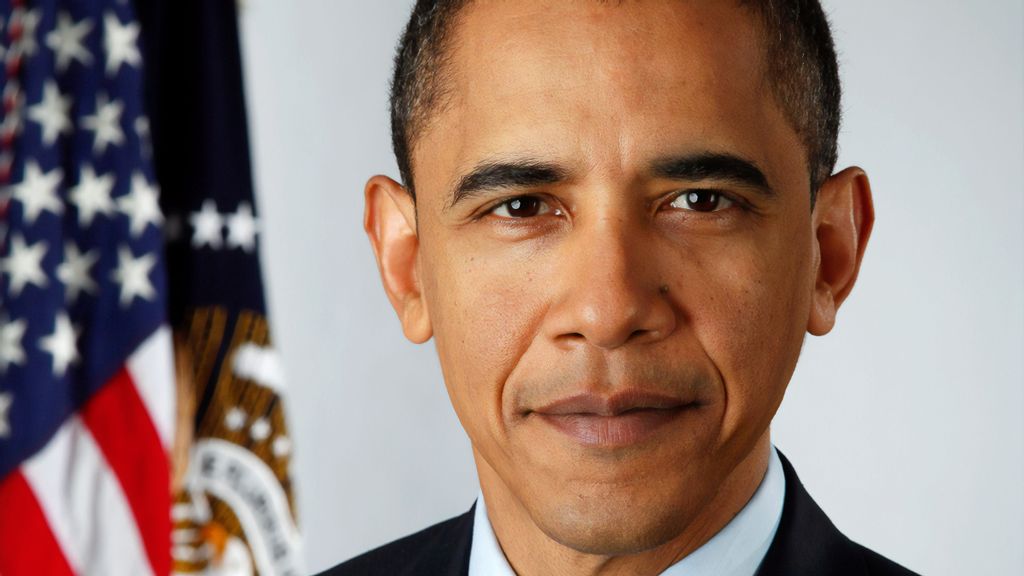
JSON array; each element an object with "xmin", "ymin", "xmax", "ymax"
[{"xmin": 469, "ymin": 446, "xmax": 786, "ymax": 576}]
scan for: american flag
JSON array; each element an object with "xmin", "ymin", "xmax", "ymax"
[{"xmin": 0, "ymin": 1, "xmax": 175, "ymax": 575}]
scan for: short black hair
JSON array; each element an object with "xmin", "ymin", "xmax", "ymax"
[{"xmin": 389, "ymin": 0, "xmax": 841, "ymax": 202}]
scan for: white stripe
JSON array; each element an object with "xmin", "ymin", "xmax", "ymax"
[
  {"xmin": 22, "ymin": 417, "xmax": 155, "ymax": 576},
  {"xmin": 126, "ymin": 326, "xmax": 176, "ymax": 449}
]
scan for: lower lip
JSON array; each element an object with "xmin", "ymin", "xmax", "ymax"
[{"xmin": 535, "ymin": 407, "xmax": 692, "ymax": 448}]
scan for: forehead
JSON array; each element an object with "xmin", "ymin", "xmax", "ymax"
[
  {"xmin": 452, "ymin": 0, "xmax": 764, "ymax": 83},
  {"xmin": 413, "ymin": 0, "xmax": 797, "ymax": 203}
]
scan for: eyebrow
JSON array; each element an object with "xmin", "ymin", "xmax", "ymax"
[
  {"xmin": 649, "ymin": 152, "xmax": 774, "ymax": 197},
  {"xmin": 448, "ymin": 159, "xmax": 569, "ymax": 210},
  {"xmin": 447, "ymin": 151, "xmax": 774, "ymax": 210}
]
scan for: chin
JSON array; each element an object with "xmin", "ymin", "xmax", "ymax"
[{"xmin": 533, "ymin": 486, "xmax": 699, "ymax": 556}]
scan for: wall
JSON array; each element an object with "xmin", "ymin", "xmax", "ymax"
[{"xmin": 237, "ymin": 2, "xmax": 1024, "ymax": 574}]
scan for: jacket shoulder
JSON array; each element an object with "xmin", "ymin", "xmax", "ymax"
[
  {"xmin": 855, "ymin": 542, "xmax": 920, "ymax": 576},
  {"xmin": 317, "ymin": 507, "xmax": 475, "ymax": 576},
  {"xmin": 756, "ymin": 452, "xmax": 920, "ymax": 576}
]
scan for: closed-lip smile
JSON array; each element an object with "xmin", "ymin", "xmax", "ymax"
[{"xmin": 530, "ymin": 391, "xmax": 700, "ymax": 448}]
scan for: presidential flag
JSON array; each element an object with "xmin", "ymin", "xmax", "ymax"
[
  {"xmin": 138, "ymin": 0, "xmax": 303, "ymax": 574},
  {"xmin": 0, "ymin": 0, "xmax": 176, "ymax": 574}
]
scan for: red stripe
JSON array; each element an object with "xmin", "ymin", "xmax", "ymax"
[
  {"xmin": 81, "ymin": 368, "xmax": 172, "ymax": 576},
  {"xmin": 0, "ymin": 471, "xmax": 75, "ymax": 576}
]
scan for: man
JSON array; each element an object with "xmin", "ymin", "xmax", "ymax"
[{"xmin": 325, "ymin": 0, "xmax": 917, "ymax": 574}]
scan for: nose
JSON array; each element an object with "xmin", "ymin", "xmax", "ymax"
[{"xmin": 546, "ymin": 213, "xmax": 677, "ymax": 350}]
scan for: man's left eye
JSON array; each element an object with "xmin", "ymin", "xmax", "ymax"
[{"xmin": 669, "ymin": 190, "xmax": 734, "ymax": 212}]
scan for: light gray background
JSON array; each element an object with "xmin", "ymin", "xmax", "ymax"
[{"xmin": 237, "ymin": 2, "xmax": 1024, "ymax": 574}]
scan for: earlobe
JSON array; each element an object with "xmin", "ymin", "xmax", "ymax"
[
  {"xmin": 364, "ymin": 175, "xmax": 433, "ymax": 343},
  {"xmin": 807, "ymin": 167, "xmax": 874, "ymax": 336},
  {"xmin": 807, "ymin": 286, "xmax": 836, "ymax": 336}
]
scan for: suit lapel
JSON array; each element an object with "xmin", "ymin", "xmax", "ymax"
[
  {"xmin": 437, "ymin": 504, "xmax": 474, "ymax": 576},
  {"xmin": 755, "ymin": 452, "xmax": 868, "ymax": 576}
]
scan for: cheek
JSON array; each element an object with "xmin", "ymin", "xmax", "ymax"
[
  {"xmin": 423, "ymin": 241, "xmax": 549, "ymax": 441},
  {"xmin": 681, "ymin": 226, "xmax": 813, "ymax": 441}
]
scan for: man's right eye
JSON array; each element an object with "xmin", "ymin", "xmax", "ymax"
[{"xmin": 490, "ymin": 196, "xmax": 552, "ymax": 219}]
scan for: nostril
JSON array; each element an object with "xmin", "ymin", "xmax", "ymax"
[
  {"xmin": 627, "ymin": 328, "xmax": 654, "ymax": 343},
  {"xmin": 555, "ymin": 332, "xmax": 587, "ymax": 347}
]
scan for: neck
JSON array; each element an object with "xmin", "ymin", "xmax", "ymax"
[{"xmin": 475, "ymin": 433, "xmax": 772, "ymax": 576}]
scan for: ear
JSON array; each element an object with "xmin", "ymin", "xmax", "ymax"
[
  {"xmin": 364, "ymin": 175, "xmax": 433, "ymax": 343},
  {"xmin": 807, "ymin": 167, "xmax": 875, "ymax": 336}
]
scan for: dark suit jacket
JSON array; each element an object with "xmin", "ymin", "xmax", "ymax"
[{"xmin": 321, "ymin": 453, "xmax": 919, "ymax": 575}]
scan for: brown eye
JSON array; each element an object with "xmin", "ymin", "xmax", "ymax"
[
  {"xmin": 492, "ymin": 196, "xmax": 551, "ymax": 218},
  {"xmin": 669, "ymin": 190, "xmax": 734, "ymax": 212}
]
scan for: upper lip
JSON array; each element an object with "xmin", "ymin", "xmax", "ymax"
[{"xmin": 532, "ymin": 391, "xmax": 693, "ymax": 417}]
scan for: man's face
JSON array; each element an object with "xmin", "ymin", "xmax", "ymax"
[{"xmin": 399, "ymin": 0, "xmax": 823, "ymax": 554}]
